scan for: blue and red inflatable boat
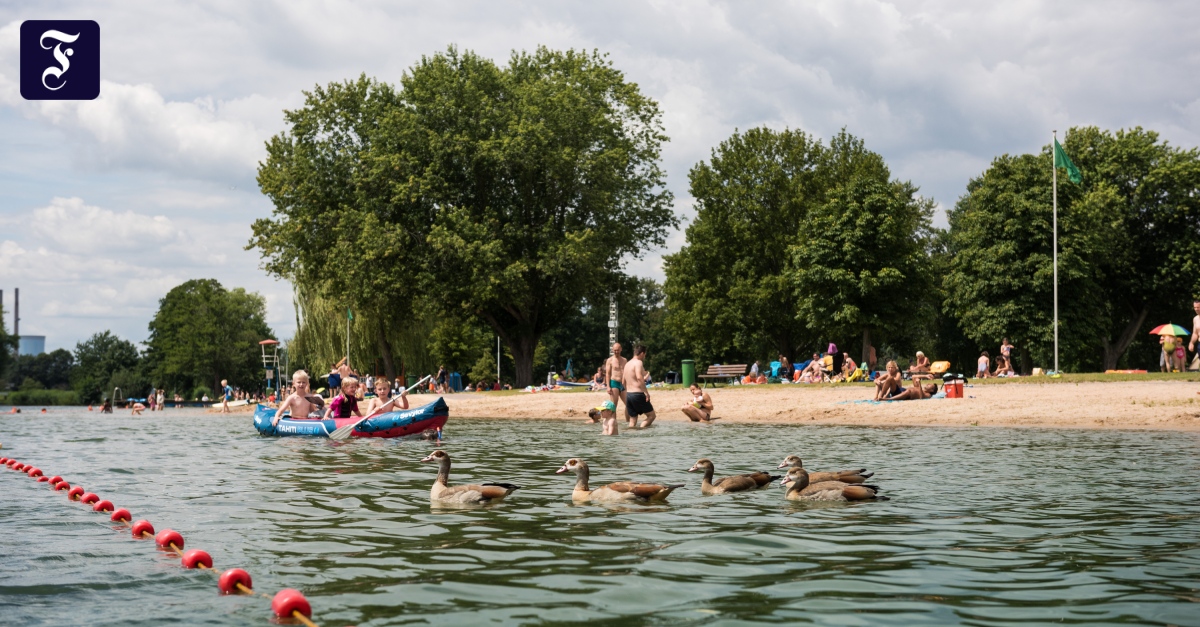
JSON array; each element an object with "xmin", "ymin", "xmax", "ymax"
[{"xmin": 253, "ymin": 397, "xmax": 449, "ymax": 438}]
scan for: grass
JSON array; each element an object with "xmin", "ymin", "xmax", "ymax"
[{"xmin": 0, "ymin": 389, "xmax": 82, "ymax": 406}]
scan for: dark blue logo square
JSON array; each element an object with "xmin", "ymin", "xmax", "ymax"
[{"xmin": 20, "ymin": 20, "xmax": 100, "ymax": 100}]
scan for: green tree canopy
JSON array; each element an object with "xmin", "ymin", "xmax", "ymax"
[
  {"xmin": 72, "ymin": 331, "xmax": 141, "ymax": 403},
  {"xmin": 6, "ymin": 348, "xmax": 74, "ymax": 390},
  {"xmin": 792, "ymin": 176, "xmax": 936, "ymax": 367},
  {"xmin": 664, "ymin": 127, "xmax": 911, "ymax": 364},
  {"xmin": 944, "ymin": 127, "xmax": 1200, "ymax": 372},
  {"xmin": 144, "ymin": 279, "xmax": 273, "ymax": 393},
  {"xmin": 253, "ymin": 46, "xmax": 675, "ymax": 386}
]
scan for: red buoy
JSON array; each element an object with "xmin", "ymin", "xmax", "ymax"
[
  {"xmin": 271, "ymin": 588, "xmax": 312, "ymax": 618},
  {"xmin": 131, "ymin": 519, "xmax": 155, "ymax": 538},
  {"xmin": 80, "ymin": 492, "xmax": 100, "ymax": 505},
  {"xmin": 27, "ymin": 467, "xmax": 43, "ymax": 477},
  {"xmin": 181, "ymin": 549, "xmax": 213, "ymax": 569},
  {"xmin": 13, "ymin": 463, "xmax": 25, "ymax": 471},
  {"xmin": 92, "ymin": 500, "xmax": 115, "ymax": 513},
  {"xmin": 155, "ymin": 529, "xmax": 184, "ymax": 550},
  {"xmin": 54, "ymin": 481, "xmax": 70, "ymax": 491},
  {"xmin": 218, "ymin": 568, "xmax": 253, "ymax": 595},
  {"xmin": 37, "ymin": 476, "xmax": 50, "ymax": 482},
  {"xmin": 67, "ymin": 486, "xmax": 84, "ymax": 499},
  {"xmin": 0, "ymin": 457, "xmax": 8, "ymax": 463},
  {"xmin": 111, "ymin": 508, "xmax": 132, "ymax": 523},
  {"xmin": 47, "ymin": 475, "xmax": 62, "ymax": 484}
]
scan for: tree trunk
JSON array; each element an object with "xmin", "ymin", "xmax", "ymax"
[
  {"xmin": 376, "ymin": 327, "xmax": 397, "ymax": 381},
  {"xmin": 509, "ymin": 334, "xmax": 538, "ymax": 387},
  {"xmin": 861, "ymin": 328, "xmax": 871, "ymax": 371},
  {"xmin": 1101, "ymin": 306, "xmax": 1149, "ymax": 371},
  {"xmin": 1020, "ymin": 343, "xmax": 1033, "ymax": 375}
]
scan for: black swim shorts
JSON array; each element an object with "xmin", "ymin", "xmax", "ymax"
[{"xmin": 625, "ymin": 392, "xmax": 655, "ymax": 417}]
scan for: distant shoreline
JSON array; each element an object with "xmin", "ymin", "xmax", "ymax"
[{"xmin": 438, "ymin": 379, "xmax": 1200, "ymax": 431}]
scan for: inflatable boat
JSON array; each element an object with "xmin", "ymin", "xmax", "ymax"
[{"xmin": 252, "ymin": 397, "xmax": 449, "ymax": 438}]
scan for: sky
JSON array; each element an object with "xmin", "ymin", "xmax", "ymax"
[{"xmin": 2, "ymin": 1, "xmax": 1199, "ymax": 352}]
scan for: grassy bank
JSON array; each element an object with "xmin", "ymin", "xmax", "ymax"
[{"xmin": 0, "ymin": 389, "xmax": 82, "ymax": 406}]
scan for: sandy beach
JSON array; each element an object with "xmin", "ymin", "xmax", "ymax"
[{"xmin": 438, "ymin": 381, "xmax": 1200, "ymax": 430}]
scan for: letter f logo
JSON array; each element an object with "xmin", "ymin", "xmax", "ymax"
[{"xmin": 21, "ymin": 20, "xmax": 100, "ymax": 100}]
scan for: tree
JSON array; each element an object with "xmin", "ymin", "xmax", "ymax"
[
  {"xmin": 144, "ymin": 279, "xmax": 273, "ymax": 393},
  {"xmin": 6, "ymin": 349, "xmax": 75, "ymax": 390},
  {"xmin": 944, "ymin": 127, "xmax": 1200, "ymax": 372},
  {"xmin": 72, "ymin": 331, "xmax": 141, "ymax": 403},
  {"xmin": 664, "ymin": 127, "xmax": 899, "ymax": 364},
  {"xmin": 792, "ymin": 175, "xmax": 936, "ymax": 367},
  {"xmin": 253, "ymin": 47, "xmax": 675, "ymax": 386},
  {"xmin": 943, "ymin": 150, "xmax": 1107, "ymax": 373},
  {"xmin": 0, "ymin": 303, "xmax": 14, "ymax": 384}
]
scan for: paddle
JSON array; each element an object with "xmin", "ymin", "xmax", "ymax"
[{"xmin": 328, "ymin": 375, "xmax": 433, "ymax": 441}]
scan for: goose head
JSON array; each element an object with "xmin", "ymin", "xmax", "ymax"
[
  {"xmin": 688, "ymin": 458, "xmax": 714, "ymax": 473},
  {"xmin": 556, "ymin": 457, "xmax": 587, "ymax": 474},
  {"xmin": 420, "ymin": 450, "xmax": 450, "ymax": 464},
  {"xmin": 778, "ymin": 455, "xmax": 803, "ymax": 469},
  {"xmin": 780, "ymin": 467, "xmax": 810, "ymax": 490}
]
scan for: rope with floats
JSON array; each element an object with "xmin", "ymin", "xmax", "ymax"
[{"xmin": 1, "ymin": 445, "xmax": 322, "ymax": 627}]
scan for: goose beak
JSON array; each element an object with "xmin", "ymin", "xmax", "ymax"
[
  {"xmin": 555, "ymin": 465, "xmax": 569, "ymax": 474},
  {"xmin": 776, "ymin": 460, "xmax": 788, "ymax": 469},
  {"xmin": 687, "ymin": 465, "xmax": 699, "ymax": 472},
  {"xmin": 779, "ymin": 477, "xmax": 793, "ymax": 487},
  {"xmin": 419, "ymin": 454, "xmax": 435, "ymax": 463}
]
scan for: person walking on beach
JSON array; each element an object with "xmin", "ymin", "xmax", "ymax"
[
  {"xmin": 220, "ymin": 379, "xmax": 233, "ymax": 413},
  {"xmin": 604, "ymin": 342, "xmax": 627, "ymax": 412},
  {"xmin": 622, "ymin": 345, "xmax": 656, "ymax": 428}
]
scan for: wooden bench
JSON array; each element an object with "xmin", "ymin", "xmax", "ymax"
[{"xmin": 696, "ymin": 364, "xmax": 748, "ymax": 388}]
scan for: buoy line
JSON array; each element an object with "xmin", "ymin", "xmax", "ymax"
[{"xmin": 1, "ymin": 446, "xmax": 322, "ymax": 627}]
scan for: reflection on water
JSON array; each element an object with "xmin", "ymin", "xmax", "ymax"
[{"xmin": 1, "ymin": 409, "xmax": 1199, "ymax": 626}]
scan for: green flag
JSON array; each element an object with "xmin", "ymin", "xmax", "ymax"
[
  {"xmin": 1054, "ymin": 138, "xmax": 1082, "ymax": 184},
  {"xmin": 347, "ymin": 308, "xmax": 353, "ymax": 321}
]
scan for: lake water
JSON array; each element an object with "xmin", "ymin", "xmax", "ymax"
[{"xmin": 1, "ymin": 406, "xmax": 1198, "ymax": 626}]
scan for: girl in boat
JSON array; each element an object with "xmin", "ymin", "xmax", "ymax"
[{"xmin": 324, "ymin": 376, "xmax": 364, "ymax": 420}]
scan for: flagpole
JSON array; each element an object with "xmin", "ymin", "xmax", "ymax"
[
  {"xmin": 1052, "ymin": 130, "xmax": 1059, "ymax": 374},
  {"xmin": 346, "ymin": 310, "xmax": 351, "ymax": 369}
]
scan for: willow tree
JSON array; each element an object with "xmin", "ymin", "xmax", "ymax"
[{"xmin": 253, "ymin": 47, "xmax": 674, "ymax": 386}]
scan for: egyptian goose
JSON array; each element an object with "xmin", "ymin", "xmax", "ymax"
[
  {"xmin": 419, "ymin": 450, "xmax": 520, "ymax": 504},
  {"xmin": 555, "ymin": 458, "xmax": 683, "ymax": 503},
  {"xmin": 777, "ymin": 455, "xmax": 873, "ymax": 484},
  {"xmin": 780, "ymin": 467, "xmax": 881, "ymax": 501},
  {"xmin": 688, "ymin": 458, "xmax": 779, "ymax": 495}
]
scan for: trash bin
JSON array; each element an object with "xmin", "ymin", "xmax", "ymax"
[
  {"xmin": 681, "ymin": 360, "xmax": 696, "ymax": 387},
  {"xmin": 406, "ymin": 374, "xmax": 418, "ymax": 390}
]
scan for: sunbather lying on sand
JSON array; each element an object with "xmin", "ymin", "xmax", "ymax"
[{"xmin": 883, "ymin": 382, "xmax": 938, "ymax": 401}]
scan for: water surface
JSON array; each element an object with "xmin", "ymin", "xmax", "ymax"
[{"xmin": 1, "ymin": 406, "xmax": 1198, "ymax": 626}]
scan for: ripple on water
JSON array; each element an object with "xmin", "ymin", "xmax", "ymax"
[{"xmin": 1, "ymin": 411, "xmax": 1198, "ymax": 626}]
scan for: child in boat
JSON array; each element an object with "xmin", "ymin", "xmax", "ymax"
[
  {"xmin": 324, "ymin": 376, "xmax": 364, "ymax": 420},
  {"xmin": 363, "ymin": 376, "xmax": 408, "ymax": 415},
  {"xmin": 585, "ymin": 400, "xmax": 619, "ymax": 435},
  {"xmin": 273, "ymin": 370, "xmax": 326, "ymax": 426}
]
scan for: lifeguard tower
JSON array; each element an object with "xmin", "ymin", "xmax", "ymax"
[{"xmin": 260, "ymin": 339, "xmax": 280, "ymax": 392}]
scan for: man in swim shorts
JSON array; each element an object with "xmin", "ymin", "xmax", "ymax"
[
  {"xmin": 622, "ymin": 345, "xmax": 656, "ymax": 428},
  {"xmin": 604, "ymin": 342, "xmax": 627, "ymax": 412},
  {"xmin": 883, "ymin": 381, "xmax": 938, "ymax": 401}
]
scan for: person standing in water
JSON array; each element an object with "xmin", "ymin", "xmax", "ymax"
[
  {"xmin": 604, "ymin": 342, "xmax": 627, "ymax": 413},
  {"xmin": 220, "ymin": 379, "xmax": 233, "ymax": 413},
  {"xmin": 622, "ymin": 345, "xmax": 656, "ymax": 428}
]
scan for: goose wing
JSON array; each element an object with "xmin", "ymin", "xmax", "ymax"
[
  {"xmin": 438, "ymin": 483, "xmax": 520, "ymax": 503},
  {"xmin": 712, "ymin": 474, "xmax": 760, "ymax": 493},
  {"xmin": 746, "ymin": 471, "xmax": 782, "ymax": 488},
  {"xmin": 604, "ymin": 481, "xmax": 683, "ymax": 500}
]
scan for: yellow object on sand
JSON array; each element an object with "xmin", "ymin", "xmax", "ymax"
[{"xmin": 930, "ymin": 361, "xmax": 950, "ymax": 374}]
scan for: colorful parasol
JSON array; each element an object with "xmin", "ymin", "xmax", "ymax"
[{"xmin": 1149, "ymin": 323, "xmax": 1190, "ymax": 336}]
